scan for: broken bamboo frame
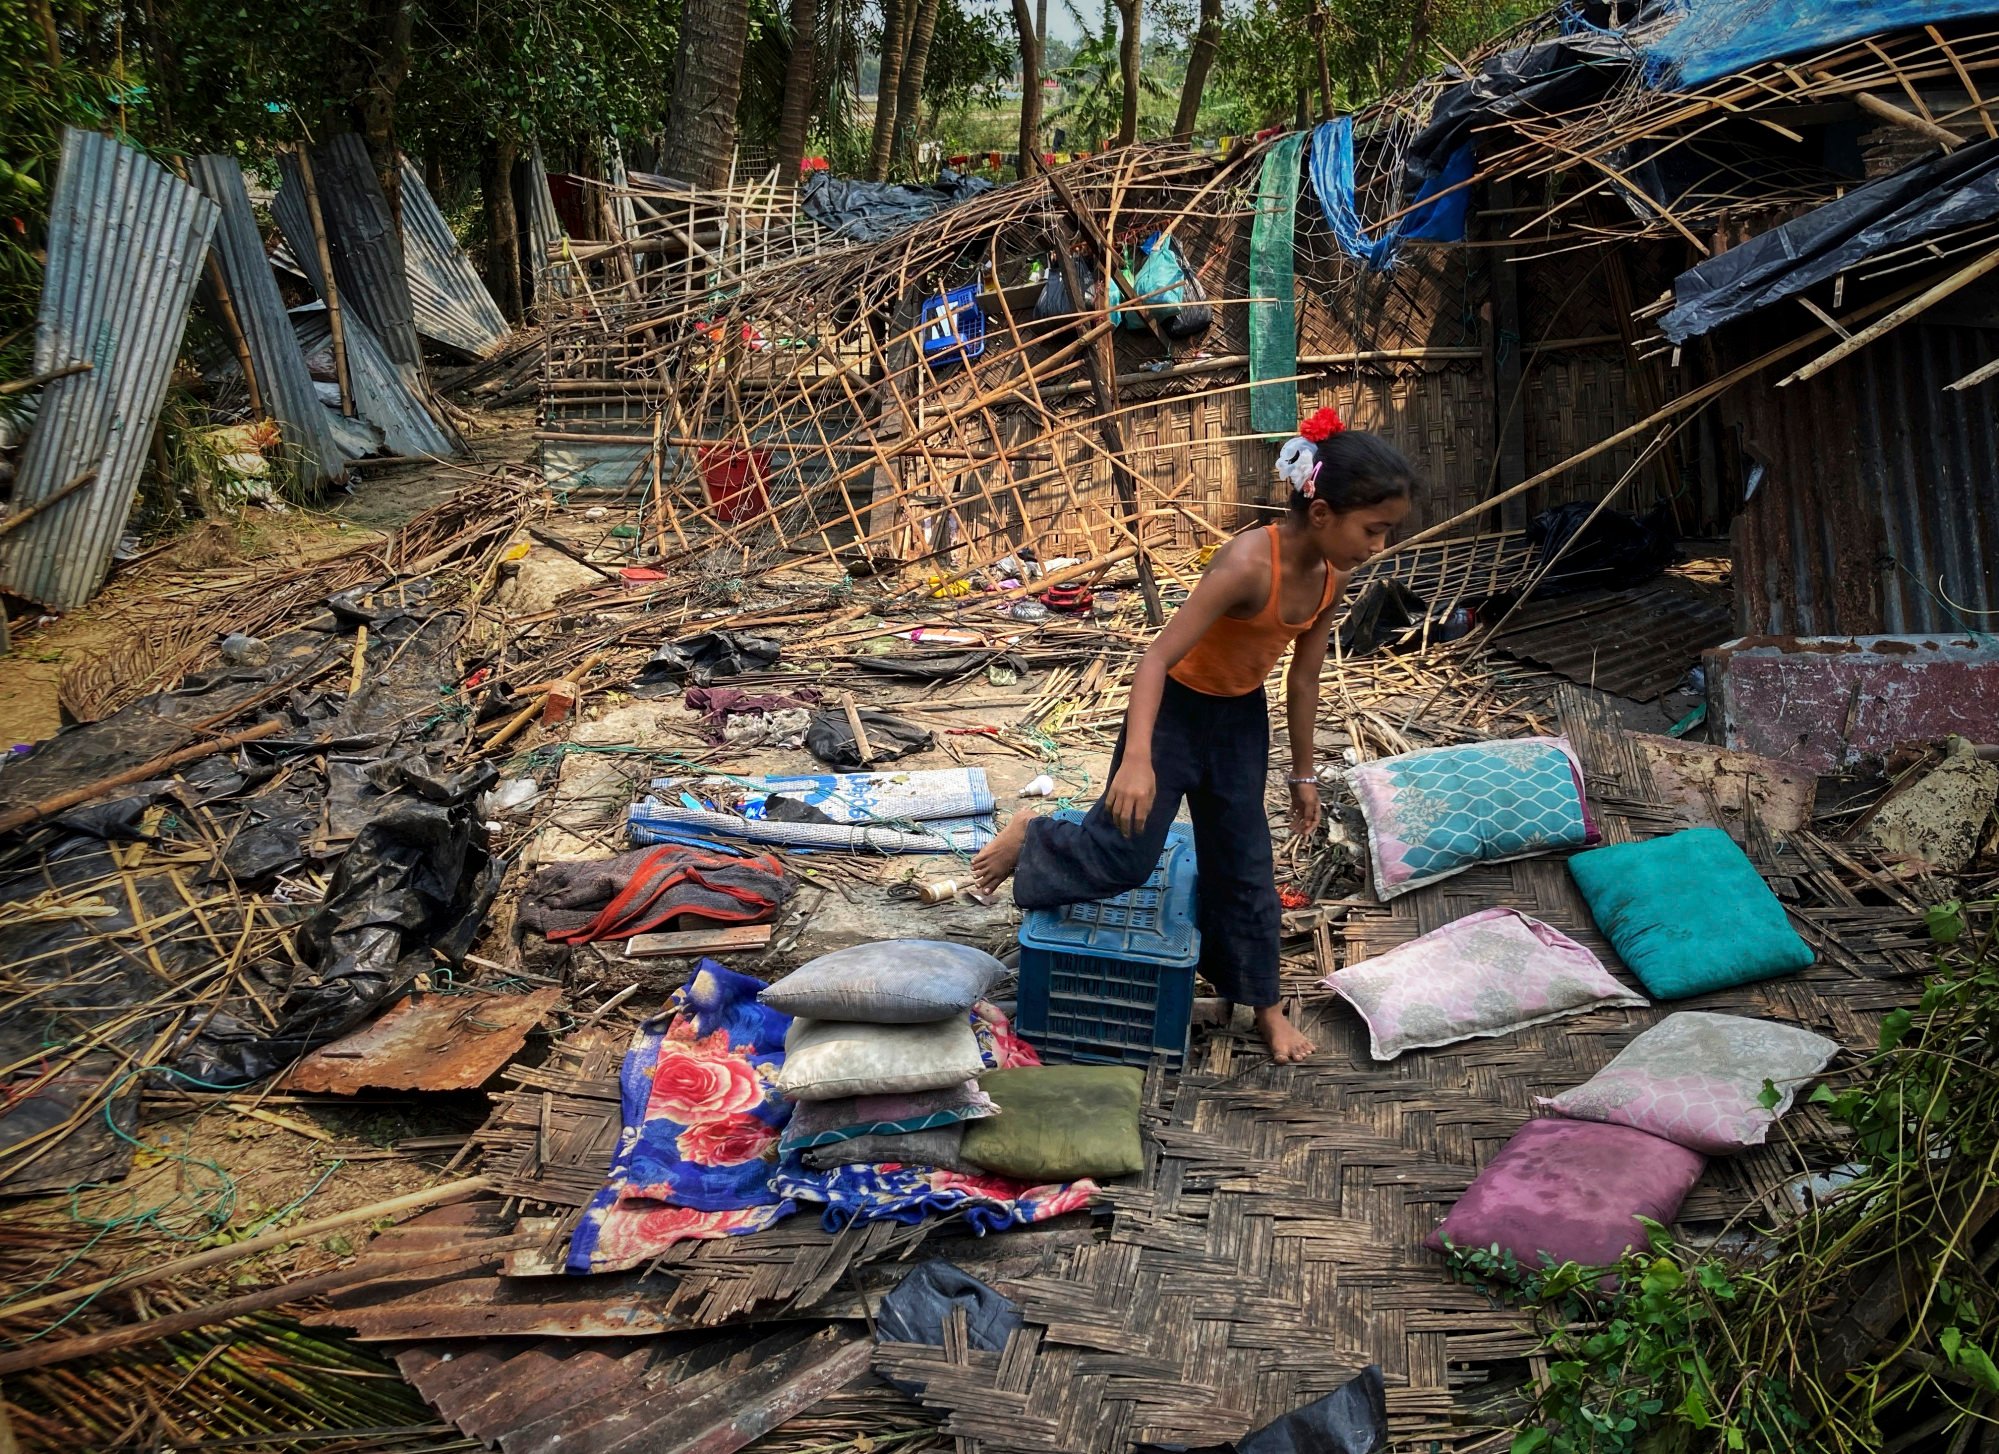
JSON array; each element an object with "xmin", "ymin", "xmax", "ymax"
[
  {"xmin": 1050, "ymin": 224, "xmax": 1163, "ymax": 627},
  {"xmin": 1, "ymin": 1176, "xmax": 494, "ymax": 1323}
]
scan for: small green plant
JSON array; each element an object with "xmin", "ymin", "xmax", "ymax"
[{"xmin": 1446, "ymin": 1227, "xmax": 1806, "ymax": 1454}]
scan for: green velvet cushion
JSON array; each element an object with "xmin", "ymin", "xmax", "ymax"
[
  {"xmin": 959, "ymin": 1065, "xmax": 1145, "ymax": 1181},
  {"xmin": 1568, "ymin": 827, "xmax": 1814, "ymax": 1000}
]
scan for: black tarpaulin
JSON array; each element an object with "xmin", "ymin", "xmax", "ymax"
[{"xmin": 1660, "ymin": 136, "xmax": 1999, "ymax": 343}]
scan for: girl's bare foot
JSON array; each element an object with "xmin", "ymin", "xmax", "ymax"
[
  {"xmin": 1253, "ymin": 1004, "xmax": 1315, "ymax": 1063},
  {"xmin": 972, "ymin": 810, "xmax": 1036, "ymax": 894}
]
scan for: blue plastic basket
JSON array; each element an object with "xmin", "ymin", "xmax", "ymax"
[
  {"xmin": 919, "ymin": 284, "xmax": 985, "ymax": 369},
  {"xmin": 1016, "ymin": 815, "xmax": 1200, "ymax": 1068}
]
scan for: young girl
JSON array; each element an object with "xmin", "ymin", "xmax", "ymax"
[{"xmin": 972, "ymin": 409, "xmax": 1416, "ymax": 1063}]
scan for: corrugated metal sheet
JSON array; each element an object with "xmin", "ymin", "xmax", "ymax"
[
  {"xmin": 272, "ymin": 135, "xmax": 426, "ymax": 375},
  {"xmin": 396, "ymin": 156, "xmax": 511, "ymax": 359},
  {"xmin": 1729, "ymin": 321, "xmax": 1999, "ymax": 635},
  {"xmin": 186, "ymin": 155, "xmax": 347, "ymax": 489},
  {"xmin": 291, "ymin": 306, "xmax": 456, "ymax": 459},
  {"xmin": 1495, "ymin": 576, "xmax": 1735, "ymax": 701},
  {"xmin": 526, "ymin": 146, "xmax": 573, "ymax": 301},
  {"xmin": 0, "ymin": 129, "xmax": 218, "ymax": 609}
]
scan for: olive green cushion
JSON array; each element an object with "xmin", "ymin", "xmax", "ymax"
[{"xmin": 959, "ymin": 1065, "xmax": 1145, "ymax": 1181}]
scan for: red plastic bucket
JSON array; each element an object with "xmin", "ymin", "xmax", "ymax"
[{"xmin": 696, "ymin": 443, "xmax": 772, "ymax": 524}]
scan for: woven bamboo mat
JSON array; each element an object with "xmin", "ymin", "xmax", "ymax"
[{"xmin": 881, "ymin": 683, "xmax": 1928, "ymax": 1452}]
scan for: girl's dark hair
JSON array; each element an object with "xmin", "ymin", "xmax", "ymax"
[{"xmin": 1290, "ymin": 431, "xmax": 1418, "ymax": 515}]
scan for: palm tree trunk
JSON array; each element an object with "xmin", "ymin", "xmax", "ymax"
[
  {"xmin": 665, "ymin": 0, "xmax": 751, "ymax": 189},
  {"xmin": 1012, "ymin": 0, "xmax": 1042, "ymax": 179},
  {"xmin": 1114, "ymin": 0, "xmax": 1141, "ymax": 147},
  {"xmin": 1172, "ymin": 0, "xmax": 1222, "ymax": 142},
  {"xmin": 775, "ymin": 0, "xmax": 820, "ymax": 180},
  {"xmin": 892, "ymin": 0, "xmax": 945, "ymax": 170},
  {"xmin": 867, "ymin": 0, "xmax": 911, "ymax": 180}
]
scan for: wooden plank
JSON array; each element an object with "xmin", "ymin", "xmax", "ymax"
[{"xmin": 625, "ymin": 923, "xmax": 774, "ymax": 958}]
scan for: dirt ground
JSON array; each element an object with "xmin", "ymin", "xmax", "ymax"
[{"xmin": 0, "ymin": 412, "xmax": 537, "ymax": 748}]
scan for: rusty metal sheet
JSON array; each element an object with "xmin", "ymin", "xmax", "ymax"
[
  {"xmin": 1495, "ymin": 576, "xmax": 1733, "ymax": 702},
  {"xmin": 0, "ymin": 129, "xmax": 219, "ymax": 609},
  {"xmin": 284, "ymin": 987, "xmax": 561, "ymax": 1093},
  {"xmin": 1708, "ymin": 634, "xmax": 1999, "ymax": 773},
  {"xmin": 394, "ymin": 1325, "xmax": 871, "ymax": 1454},
  {"xmin": 1724, "ymin": 321, "xmax": 1999, "ymax": 636}
]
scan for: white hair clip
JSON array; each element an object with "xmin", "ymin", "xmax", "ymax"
[{"xmin": 1275, "ymin": 435, "xmax": 1316, "ymax": 493}]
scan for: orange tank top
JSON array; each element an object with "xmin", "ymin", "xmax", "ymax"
[{"xmin": 1168, "ymin": 526, "xmax": 1338, "ymax": 698}]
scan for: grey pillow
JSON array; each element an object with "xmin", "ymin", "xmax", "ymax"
[
  {"xmin": 775, "ymin": 1016, "xmax": 987, "ymax": 1101},
  {"xmin": 758, "ymin": 940, "xmax": 1005, "ymax": 1023},
  {"xmin": 801, "ymin": 1123, "xmax": 970, "ymax": 1172}
]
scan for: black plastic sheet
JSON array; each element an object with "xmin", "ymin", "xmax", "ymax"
[
  {"xmin": 1527, "ymin": 500, "xmax": 1678, "ymax": 596},
  {"xmin": 806, "ymin": 708, "xmax": 934, "ymax": 769},
  {"xmin": 854, "ymin": 649, "xmax": 1029, "ymax": 683},
  {"xmin": 1400, "ymin": 24, "xmax": 1633, "ymax": 200},
  {"xmin": 634, "ymin": 631, "xmax": 783, "ymax": 690},
  {"xmin": 1660, "ymin": 135, "xmax": 1999, "ymax": 343},
  {"xmin": 801, "ymin": 169, "xmax": 996, "ymax": 243},
  {"xmin": 1135, "ymin": 1366, "xmax": 1387, "ymax": 1454}
]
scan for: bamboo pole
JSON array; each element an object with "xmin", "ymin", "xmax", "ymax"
[
  {"xmin": 0, "ymin": 720, "xmax": 288, "ymax": 837},
  {"xmin": 0, "ymin": 1176, "xmax": 494, "ymax": 1322},
  {"xmin": 292, "ymin": 145, "xmax": 354, "ymax": 417}
]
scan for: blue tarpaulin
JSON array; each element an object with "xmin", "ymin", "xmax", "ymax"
[
  {"xmin": 1642, "ymin": 0, "xmax": 1999, "ymax": 89},
  {"xmin": 1308, "ymin": 118, "xmax": 1476, "ymax": 271}
]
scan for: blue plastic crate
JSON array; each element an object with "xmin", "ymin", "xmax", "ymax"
[
  {"xmin": 919, "ymin": 285, "xmax": 985, "ymax": 370},
  {"xmin": 1017, "ymin": 815, "xmax": 1199, "ymax": 1068}
]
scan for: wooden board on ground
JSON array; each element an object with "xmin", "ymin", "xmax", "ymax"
[{"xmin": 626, "ymin": 923, "xmax": 773, "ymax": 958}]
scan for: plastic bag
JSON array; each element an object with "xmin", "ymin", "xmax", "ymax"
[
  {"xmin": 875, "ymin": 1259, "xmax": 1025, "ymax": 1396},
  {"xmin": 1032, "ymin": 258, "xmax": 1121, "ymax": 326},
  {"xmin": 1126, "ymin": 231, "xmax": 1213, "ymax": 340},
  {"xmin": 1526, "ymin": 500, "xmax": 1678, "ymax": 596}
]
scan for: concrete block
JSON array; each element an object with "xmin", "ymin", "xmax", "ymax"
[{"xmin": 1707, "ymin": 635, "xmax": 1999, "ymax": 774}]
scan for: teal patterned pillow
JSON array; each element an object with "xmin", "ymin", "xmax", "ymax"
[{"xmin": 1349, "ymin": 736, "xmax": 1597, "ymax": 901}]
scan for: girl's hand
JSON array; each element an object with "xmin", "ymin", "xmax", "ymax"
[
  {"xmin": 1288, "ymin": 779, "xmax": 1321, "ymax": 839},
  {"xmin": 1104, "ymin": 760, "xmax": 1157, "ymax": 839}
]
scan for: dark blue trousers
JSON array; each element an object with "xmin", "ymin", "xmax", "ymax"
[{"xmin": 1013, "ymin": 677, "xmax": 1281, "ymax": 1007}]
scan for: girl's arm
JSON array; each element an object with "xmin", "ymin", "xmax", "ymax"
[
  {"xmin": 1102, "ymin": 546, "xmax": 1261, "ymax": 836},
  {"xmin": 1280, "ymin": 580, "xmax": 1346, "ymax": 838}
]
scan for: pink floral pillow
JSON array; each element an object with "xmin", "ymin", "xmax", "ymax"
[
  {"xmin": 1327, "ymin": 907, "xmax": 1646, "ymax": 1061},
  {"xmin": 1537, "ymin": 1011, "xmax": 1840, "ymax": 1154}
]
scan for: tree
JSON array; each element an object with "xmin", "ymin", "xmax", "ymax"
[
  {"xmin": 891, "ymin": 0, "xmax": 944, "ymax": 168},
  {"xmin": 776, "ymin": 0, "xmax": 821, "ymax": 177},
  {"xmin": 1172, "ymin": 0, "xmax": 1222, "ymax": 141},
  {"xmin": 1011, "ymin": 0, "xmax": 1041, "ymax": 178},
  {"xmin": 1113, "ymin": 0, "xmax": 1139, "ymax": 145},
  {"xmin": 867, "ymin": 0, "xmax": 912, "ymax": 179},
  {"xmin": 338, "ymin": 0, "xmax": 416, "ymax": 227},
  {"xmin": 666, "ymin": 0, "xmax": 753, "ymax": 187}
]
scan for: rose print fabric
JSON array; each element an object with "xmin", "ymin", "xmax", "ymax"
[
  {"xmin": 566, "ymin": 960, "xmax": 796, "ymax": 1274},
  {"xmin": 1349, "ymin": 736, "xmax": 1596, "ymax": 900},
  {"xmin": 1537, "ymin": 1011, "xmax": 1840, "ymax": 1154},
  {"xmin": 1326, "ymin": 907, "xmax": 1646, "ymax": 1061}
]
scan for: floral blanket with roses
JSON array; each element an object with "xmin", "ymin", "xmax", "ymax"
[{"xmin": 566, "ymin": 960, "xmax": 795, "ymax": 1274}]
